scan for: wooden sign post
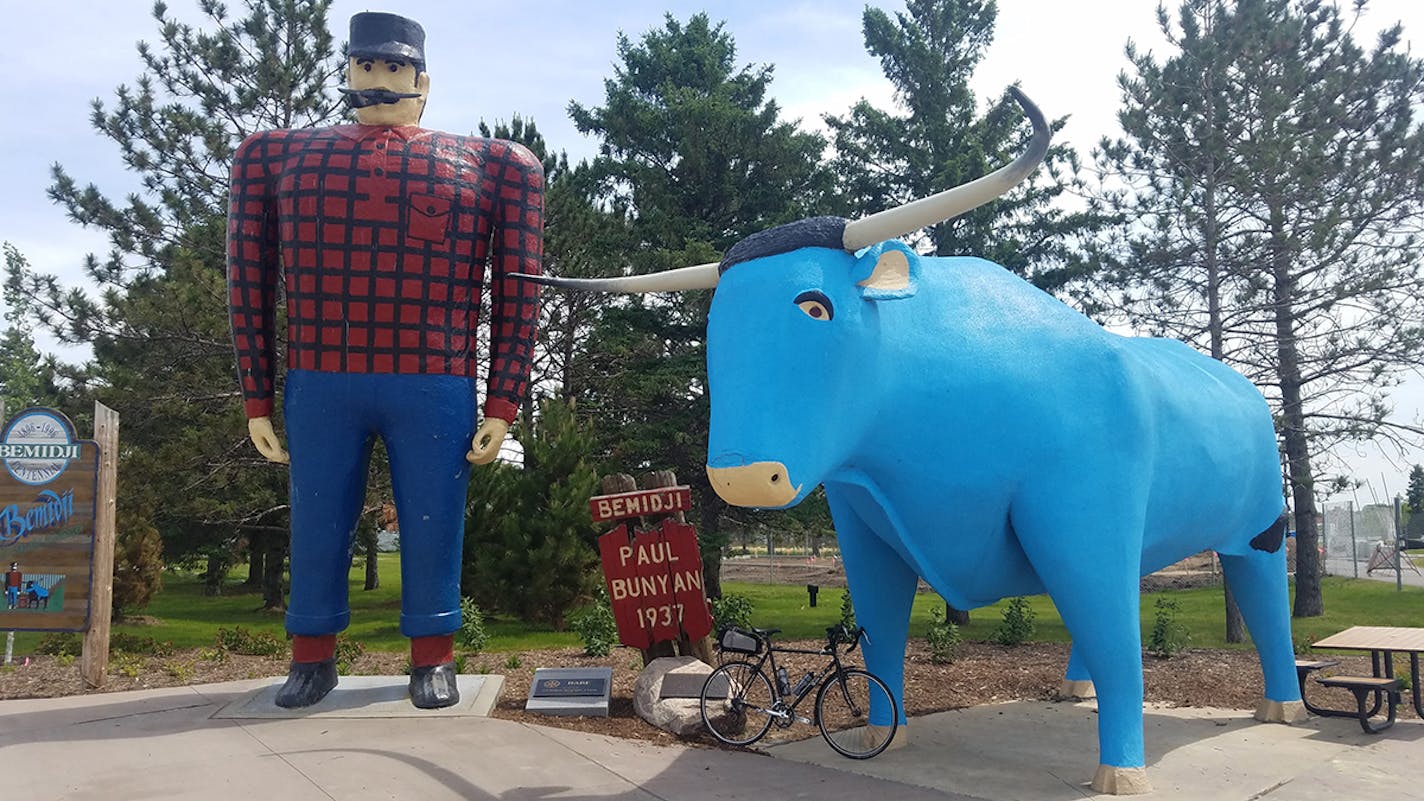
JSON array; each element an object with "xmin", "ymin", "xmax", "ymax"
[
  {"xmin": 81, "ymin": 402, "xmax": 119, "ymax": 687},
  {"xmin": 593, "ymin": 471, "xmax": 715, "ymax": 665}
]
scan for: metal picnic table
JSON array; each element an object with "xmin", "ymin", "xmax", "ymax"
[{"xmin": 1301, "ymin": 626, "xmax": 1424, "ymax": 732}]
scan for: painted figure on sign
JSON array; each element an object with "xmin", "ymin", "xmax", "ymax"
[
  {"xmin": 4, "ymin": 562, "xmax": 19, "ymax": 609},
  {"xmin": 227, "ymin": 12, "xmax": 542, "ymax": 709}
]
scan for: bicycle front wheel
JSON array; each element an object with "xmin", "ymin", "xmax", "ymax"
[
  {"xmin": 700, "ymin": 661, "xmax": 775, "ymax": 747},
  {"xmin": 815, "ymin": 668, "xmax": 898, "ymax": 759}
]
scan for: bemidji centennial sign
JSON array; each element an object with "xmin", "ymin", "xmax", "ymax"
[{"xmin": 0, "ymin": 408, "xmax": 100, "ymax": 632}]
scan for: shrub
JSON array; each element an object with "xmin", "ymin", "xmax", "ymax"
[
  {"xmin": 214, "ymin": 626, "xmax": 285, "ymax": 656},
  {"xmin": 710, "ymin": 593, "xmax": 754, "ymax": 631},
  {"xmin": 164, "ymin": 660, "xmax": 195, "ymax": 681},
  {"xmin": 457, "ymin": 597, "xmax": 489, "ymax": 654},
  {"xmin": 334, "ymin": 634, "xmax": 365, "ymax": 674},
  {"xmin": 1146, "ymin": 597, "xmax": 1190, "ymax": 658},
  {"xmin": 839, "ymin": 591, "xmax": 856, "ymax": 632},
  {"xmin": 461, "ymin": 399, "xmax": 601, "ymax": 627},
  {"xmin": 36, "ymin": 632, "xmax": 83, "ymax": 657},
  {"xmin": 992, "ymin": 597, "xmax": 1035, "ymax": 646},
  {"xmin": 111, "ymin": 632, "xmax": 175, "ymax": 657},
  {"xmin": 926, "ymin": 606, "xmax": 962, "ymax": 664},
  {"xmin": 504, "ymin": 653, "xmax": 523, "ymax": 670},
  {"xmin": 113, "ymin": 652, "xmax": 145, "ymax": 678},
  {"xmin": 570, "ymin": 589, "xmax": 617, "ymax": 657}
]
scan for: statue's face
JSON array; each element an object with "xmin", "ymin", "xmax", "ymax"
[{"xmin": 347, "ymin": 56, "xmax": 429, "ymax": 126}]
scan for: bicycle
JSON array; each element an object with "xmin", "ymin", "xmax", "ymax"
[{"xmin": 699, "ymin": 623, "xmax": 898, "ymax": 759}]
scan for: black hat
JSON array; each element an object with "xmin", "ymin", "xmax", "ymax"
[{"xmin": 349, "ymin": 12, "xmax": 426, "ymax": 67}]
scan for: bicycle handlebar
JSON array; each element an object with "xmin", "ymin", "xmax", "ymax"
[{"xmin": 826, "ymin": 623, "xmax": 870, "ymax": 652}]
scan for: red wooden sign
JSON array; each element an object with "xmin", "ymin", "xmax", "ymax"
[
  {"xmin": 597, "ymin": 519, "xmax": 714, "ymax": 650},
  {"xmin": 589, "ymin": 486, "xmax": 692, "ymax": 524}
]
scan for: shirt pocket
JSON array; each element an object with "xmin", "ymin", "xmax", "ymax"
[{"xmin": 407, "ymin": 193, "xmax": 452, "ymax": 243}]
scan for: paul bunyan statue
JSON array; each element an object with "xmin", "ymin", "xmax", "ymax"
[{"xmin": 227, "ymin": 12, "xmax": 542, "ymax": 709}]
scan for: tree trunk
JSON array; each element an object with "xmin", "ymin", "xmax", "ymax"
[
  {"xmin": 1199, "ymin": 126, "xmax": 1247, "ymax": 644},
  {"xmin": 364, "ymin": 533, "xmax": 380, "ymax": 590},
  {"xmin": 245, "ymin": 529, "xmax": 265, "ymax": 588},
  {"xmin": 1269, "ymin": 205, "xmax": 1323, "ymax": 617},
  {"xmin": 262, "ymin": 533, "xmax": 287, "ymax": 611},
  {"xmin": 945, "ymin": 602, "xmax": 970, "ymax": 626},
  {"xmin": 203, "ymin": 553, "xmax": 225, "ymax": 596},
  {"xmin": 700, "ymin": 496, "xmax": 725, "ymax": 601}
]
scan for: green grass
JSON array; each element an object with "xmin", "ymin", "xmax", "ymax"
[
  {"xmin": 8, "ymin": 553, "xmax": 579, "ymax": 656},
  {"xmin": 5, "ymin": 559, "xmax": 1418, "ymax": 658},
  {"xmin": 723, "ymin": 576, "xmax": 1424, "ymax": 651}
]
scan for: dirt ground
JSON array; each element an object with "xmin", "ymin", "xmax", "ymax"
[
  {"xmin": 719, "ymin": 551, "xmax": 1227, "ymax": 592},
  {"xmin": 3, "ymin": 549, "xmax": 1408, "ymax": 746}
]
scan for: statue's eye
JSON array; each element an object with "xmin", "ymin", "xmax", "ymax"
[{"xmin": 794, "ymin": 290, "xmax": 834, "ymax": 321}]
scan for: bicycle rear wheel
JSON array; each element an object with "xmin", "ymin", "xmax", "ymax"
[
  {"xmin": 700, "ymin": 661, "xmax": 775, "ymax": 746},
  {"xmin": 815, "ymin": 668, "xmax": 897, "ymax": 759}
]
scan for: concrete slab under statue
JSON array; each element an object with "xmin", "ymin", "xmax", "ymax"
[
  {"xmin": 526, "ymin": 667, "xmax": 613, "ymax": 717},
  {"xmin": 213, "ymin": 674, "xmax": 504, "ymax": 719}
]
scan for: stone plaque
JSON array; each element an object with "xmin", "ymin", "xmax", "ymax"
[{"xmin": 525, "ymin": 667, "xmax": 613, "ymax": 717}]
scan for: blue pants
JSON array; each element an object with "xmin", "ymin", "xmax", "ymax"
[{"xmin": 283, "ymin": 370, "xmax": 476, "ymax": 638}]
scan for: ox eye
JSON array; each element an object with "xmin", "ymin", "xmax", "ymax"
[{"xmin": 794, "ymin": 290, "xmax": 834, "ymax": 321}]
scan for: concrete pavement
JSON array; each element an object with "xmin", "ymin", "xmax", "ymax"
[{"xmin": 3, "ymin": 678, "xmax": 1421, "ymax": 800}]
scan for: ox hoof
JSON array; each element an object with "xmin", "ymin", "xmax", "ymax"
[
  {"xmin": 1254, "ymin": 699, "xmax": 1307, "ymax": 724},
  {"xmin": 1091, "ymin": 765, "xmax": 1152, "ymax": 795},
  {"xmin": 1058, "ymin": 679, "xmax": 1096, "ymax": 700},
  {"xmin": 881, "ymin": 724, "xmax": 908, "ymax": 751}
]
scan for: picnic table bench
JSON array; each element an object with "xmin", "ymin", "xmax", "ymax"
[{"xmin": 1300, "ymin": 627, "xmax": 1423, "ymax": 734}]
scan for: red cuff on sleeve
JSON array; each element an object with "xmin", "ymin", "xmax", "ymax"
[
  {"xmin": 245, "ymin": 397, "xmax": 275, "ymax": 419},
  {"xmin": 482, "ymin": 397, "xmax": 519, "ymax": 424}
]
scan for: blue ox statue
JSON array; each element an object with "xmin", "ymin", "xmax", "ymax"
[{"xmin": 528, "ymin": 88, "xmax": 1304, "ymax": 794}]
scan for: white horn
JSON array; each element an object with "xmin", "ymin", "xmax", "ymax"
[
  {"xmin": 514, "ymin": 261, "xmax": 720, "ymax": 293},
  {"xmin": 841, "ymin": 87, "xmax": 1051, "ymax": 252}
]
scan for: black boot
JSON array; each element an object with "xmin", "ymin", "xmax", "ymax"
[
  {"xmin": 409, "ymin": 661, "xmax": 460, "ymax": 709},
  {"xmin": 274, "ymin": 658, "xmax": 338, "ymax": 708}
]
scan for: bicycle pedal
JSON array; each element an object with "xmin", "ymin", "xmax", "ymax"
[{"xmin": 796, "ymin": 716, "xmax": 812, "ymax": 725}]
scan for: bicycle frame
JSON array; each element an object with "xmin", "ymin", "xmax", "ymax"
[{"xmin": 739, "ymin": 629, "xmax": 859, "ymax": 720}]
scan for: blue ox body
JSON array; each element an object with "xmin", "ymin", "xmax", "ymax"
[
  {"xmin": 528, "ymin": 89, "xmax": 1304, "ymax": 792},
  {"xmin": 703, "ymin": 238, "xmax": 1302, "ymax": 786}
]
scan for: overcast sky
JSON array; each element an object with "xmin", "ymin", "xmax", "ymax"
[{"xmin": 1, "ymin": 0, "xmax": 1421, "ymax": 501}]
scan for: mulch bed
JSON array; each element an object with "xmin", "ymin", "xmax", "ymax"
[{"xmin": 4, "ymin": 638, "xmax": 1407, "ymax": 746}]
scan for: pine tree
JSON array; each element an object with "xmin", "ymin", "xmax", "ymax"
[
  {"xmin": 823, "ymin": 0, "xmax": 1107, "ymax": 292},
  {"xmin": 462, "ymin": 398, "xmax": 601, "ymax": 627},
  {"xmin": 4, "ymin": 1, "xmax": 346, "ymax": 611},
  {"xmin": 566, "ymin": 13, "xmax": 835, "ymax": 598},
  {"xmin": 0, "ymin": 246, "xmax": 64, "ymax": 411},
  {"xmin": 1096, "ymin": 0, "xmax": 1424, "ymax": 617}
]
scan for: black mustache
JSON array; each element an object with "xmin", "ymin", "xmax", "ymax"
[{"xmin": 340, "ymin": 87, "xmax": 423, "ymax": 109}]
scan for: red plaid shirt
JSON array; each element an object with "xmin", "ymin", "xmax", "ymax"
[{"xmin": 227, "ymin": 124, "xmax": 542, "ymax": 422}]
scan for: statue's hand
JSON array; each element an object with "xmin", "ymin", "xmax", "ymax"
[
  {"xmin": 248, "ymin": 416, "xmax": 290, "ymax": 464},
  {"xmin": 468, "ymin": 418, "xmax": 510, "ymax": 465}
]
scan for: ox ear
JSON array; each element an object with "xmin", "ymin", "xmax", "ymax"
[{"xmin": 853, "ymin": 240, "xmax": 920, "ymax": 301}]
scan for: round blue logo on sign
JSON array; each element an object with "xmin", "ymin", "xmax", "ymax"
[{"xmin": 1, "ymin": 409, "xmax": 81, "ymax": 486}]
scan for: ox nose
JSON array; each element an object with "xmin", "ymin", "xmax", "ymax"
[{"xmin": 706, "ymin": 462, "xmax": 800, "ymax": 508}]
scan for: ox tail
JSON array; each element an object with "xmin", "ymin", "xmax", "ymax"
[{"xmin": 1250, "ymin": 514, "xmax": 1288, "ymax": 553}]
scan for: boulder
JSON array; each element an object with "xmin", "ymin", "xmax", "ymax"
[{"xmin": 633, "ymin": 656, "xmax": 715, "ymax": 736}]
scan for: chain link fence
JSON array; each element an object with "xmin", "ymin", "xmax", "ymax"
[{"xmin": 1320, "ymin": 499, "xmax": 1406, "ymax": 578}]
